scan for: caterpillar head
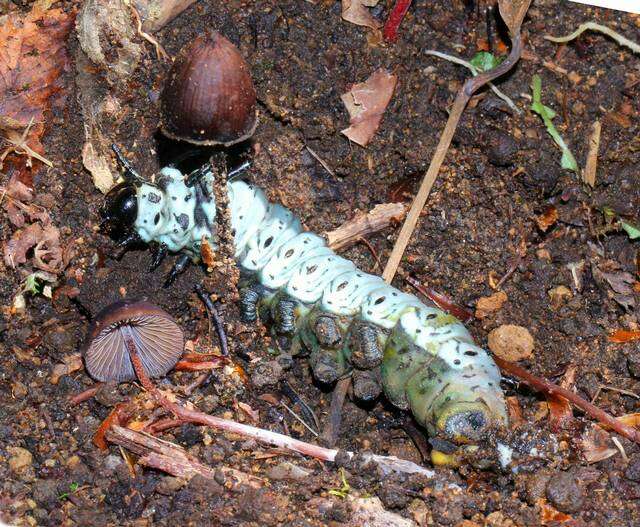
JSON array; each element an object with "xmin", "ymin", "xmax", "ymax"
[{"xmin": 100, "ymin": 182, "xmax": 139, "ymax": 240}]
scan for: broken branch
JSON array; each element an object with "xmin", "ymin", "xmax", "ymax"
[
  {"xmin": 325, "ymin": 202, "xmax": 406, "ymax": 251},
  {"xmin": 494, "ymin": 356, "xmax": 640, "ymax": 444}
]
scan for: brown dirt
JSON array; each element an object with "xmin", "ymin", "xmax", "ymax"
[{"xmin": 2, "ymin": 1, "xmax": 640, "ymax": 526}]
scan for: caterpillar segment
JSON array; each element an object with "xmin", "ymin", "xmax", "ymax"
[{"xmin": 102, "ymin": 163, "xmax": 509, "ymax": 463}]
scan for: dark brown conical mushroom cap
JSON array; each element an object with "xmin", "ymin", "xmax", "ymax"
[
  {"xmin": 82, "ymin": 299, "xmax": 184, "ymax": 382},
  {"xmin": 161, "ymin": 30, "xmax": 258, "ymax": 146}
]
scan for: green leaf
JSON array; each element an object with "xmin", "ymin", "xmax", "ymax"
[
  {"xmin": 621, "ymin": 219, "xmax": 640, "ymax": 239},
  {"xmin": 469, "ymin": 51, "xmax": 501, "ymax": 72},
  {"xmin": 530, "ymin": 75, "xmax": 579, "ymax": 173},
  {"xmin": 328, "ymin": 468, "xmax": 351, "ymax": 499},
  {"xmin": 23, "ymin": 273, "xmax": 42, "ymax": 295}
]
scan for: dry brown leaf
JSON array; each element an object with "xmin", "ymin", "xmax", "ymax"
[
  {"xmin": 82, "ymin": 141, "xmax": 115, "ymax": 194},
  {"xmin": 582, "ymin": 120, "xmax": 600, "ymax": 187},
  {"xmin": 506, "ymin": 396, "xmax": 525, "ymax": 429},
  {"xmin": 341, "ymin": 68, "xmax": 397, "ymax": 147},
  {"xmin": 4, "ymin": 222, "xmax": 64, "ymax": 273},
  {"xmin": 609, "ymin": 329, "xmax": 640, "ymax": 343},
  {"xmin": 0, "ymin": 1, "xmax": 74, "ymax": 184},
  {"xmin": 201, "ymin": 236, "xmax": 216, "ymax": 267},
  {"xmin": 498, "ymin": 0, "xmax": 532, "ymax": 37},
  {"xmin": 341, "ymin": 0, "xmax": 381, "ymax": 30},
  {"xmin": 50, "ymin": 353, "xmax": 83, "ymax": 384},
  {"xmin": 547, "ymin": 365, "xmax": 575, "ymax": 431},
  {"xmin": 237, "ymin": 401, "xmax": 260, "ymax": 423},
  {"xmin": 535, "ymin": 205, "xmax": 558, "ymax": 232},
  {"xmin": 475, "ymin": 290, "xmax": 507, "ymax": 319},
  {"xmin": 1, "ymin": 174, "xmax": 50, "ymax": 227},
  {"xmin": 579, "ymin": 424, "xmax": 617, "ymax": 464},
  {"xmin": 536, "ymin": 498, "xmax": 574, "ymax": 525}
]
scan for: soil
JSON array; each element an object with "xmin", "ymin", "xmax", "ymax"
[{"xmin": 2, "ymin": 0, "xmax": 640, "ymax": 525}]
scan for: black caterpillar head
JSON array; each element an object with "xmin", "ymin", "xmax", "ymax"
[{"xmin": 100, "ymin": 182, "xmax": 138, "ymax": 240}]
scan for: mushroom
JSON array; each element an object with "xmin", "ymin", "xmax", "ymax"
[
  {"xmin": 160, "ymin": 30, "xmax": 258, "ymax": 146},
  {"xmin": 82, "ymin": 299, "xmax": 184, "ymax": 384}
]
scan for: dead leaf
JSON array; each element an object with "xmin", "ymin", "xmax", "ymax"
[
  {"xmin": 341, "ymin": 0, "xmax": 381, "ymax": 30},
  {"xmin": 237, "ymin": 401, "xmax": 260, "ymax": 422},
  {"xmin": 506, "ymin": 396, "xmax": 524, "ymax": 429},
  {"xmin": 0, "ymin": 1, "xmax": 74, "ymax": 184},
  {"xmin": 4, "ymin": 222, "xmax": 64, "ymax": 273},
  {"xmin": 82, "ymin": 141, "xmax": 115, "ymax": 194},
  {"xmin": 201, "ymin": 237, "xmax": 216, "ymax": 267},
  {"xmin": 498, "ymin": 0, "xmax": 532, "ymax": 37},
  {"xmin": 582, "ymin": 120, "xmax": 600, "ymax": 187},
  {"xmin": 536, "ymin": 498, "xmax": 574, "ymax": 525},
  {"xmin": 475, "ymin": 290, "xmax": 507, "ymax": 319},
  {"xmin": 535, "ymin": 205, "xmax": 558, "ymax": 232},
  {"xmin": 579, "ymin": 424, "xmax": 617, "ymax": 464},
  {"xmin": 1, "ymin": 174, "xmax": 50, "ymax": 227},
  {"xmin": 547, "ymin": 365, "xmax": 575, "ymax": 431},
  {"xmin": 612, "ymin": 413, "xmax": 640, "ymax": 428},
  {"xmin": 341, "ymin": 68, "xmax": 397, "ymax": 147},
  {"xmin": 609, "ymin": 329, "xmax": 640, "ymax": 343},
  {"xmin": 50, "ymin": 353, "xmax": 83, "ymax": 384}
]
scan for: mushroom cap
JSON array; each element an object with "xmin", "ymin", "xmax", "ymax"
[
  {"xmin": 81, "ymin": 299, "xmax": 184, "ymax": 382},
  {"xmin": 160, "ymin": 30, "xmax": 258, "ymax": 146}
]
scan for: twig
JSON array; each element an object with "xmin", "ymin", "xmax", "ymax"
[
  {"xmin": 382, "ymin": 12, "xmax": 528, "ymax": 283},
  {"xmin": 280, "ymin": 380, "xmax": 320, "ymax": 431},
  {"xmin": 69, "ymin": 384, "xmax": 103, "ymax": 405},
  {"xmin": 105, "ymin": 425, "xmax": 263, "ymax": 489},
  {"xmin": 195, "ymin": 284, "xmax": 229, "ymax": 356},
  {"xmin": 583, "ymin": 120, "xmax": 601, "ymax": 188},
  {"xmin": 280, "ymin": 401, "xmax": 319, "ymax": 437},
  {"xmin": 305, "ymin": 145, "xmax": 335, "ymax": 177},
  {"xmin": 545, "ymin": 22, "xmax": 640, "ymax": 54},
  {"xmin": 425, "ymin": 50, "xmax": 520, "ymax": 114},
  {"xmin": 494, "ymin": 356, "xmax": 640, "ymax": 444},
  {"xmin": 383, "ymin": 0, "xmax": 413, "ymax": 42},
  {"xmin": 129, "ymin": 3, "xmax": 169, "ymax": 60},
  {"xmin": 359, "ymin": 237, "xmax": 382, "ymax": 271},
  {"xmin": 325, "ymin": 203, "xmax": 406, "ymax": 251},
  {"xmin": 320, "ymin": 377, "xmax": 351, "ymax": 448}
]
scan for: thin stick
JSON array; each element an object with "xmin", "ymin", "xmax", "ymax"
[
  {"xmin": 545, "ymin": 22, "xmax": 640, "ymax": 54},
  {"xmin": 69, "ymin": 384, "xmax": 103, "ymax": 405},
  {"xmin": 382, "ymin": 34, "xmax": 524, "ymax": 283},
  {"xmin": 582, "ymin": 120, "xmax": 601, "ymax": 188},
  {"xmin": 494, "ymin": 356, "xmax": 640, "ymax": 444},
  {"xmin": 195, "ymin": 284, "xmax": 229, "ymax": 356},
  {"xmin": 320, "ymin": 377, "xmax": 351, "ymax": 448}
]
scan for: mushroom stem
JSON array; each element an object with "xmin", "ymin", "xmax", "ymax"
[{"xmin": 121, "ymin": 326, "xmax": 158, "ymax": 394}]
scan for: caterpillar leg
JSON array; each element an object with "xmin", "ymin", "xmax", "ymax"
[
  {"xmin": 346, "ymin": 321, "xmax": 386, "ymax": 369},
  {"xmin": 149, "ymin": 242, "xmax": 168, "ymax": 271},
  {"xmin": 352, "ymin": 368, "xmax": 382, "ymax": 402},
  {"xmin": 163, "ymin": 254, "xmax": 191, "ymax": 287},
  {"xmin": 239, "ymin": 283, "xmax": 272, "ymax": 322}
]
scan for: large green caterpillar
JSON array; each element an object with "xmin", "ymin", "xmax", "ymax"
[{"xmin": 102, "ymin": 161, "xmax": 508, "ymax": 457}]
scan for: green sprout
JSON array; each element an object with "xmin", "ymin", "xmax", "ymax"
[
  {"xmin": 469, "ymin": 51, "xmax": 502, "ymax": 72},
  {"xmin": 530, "ymin": 75, "xmax": 579, "ymax": 173},
  {"xmin": 328, "ymin": 468, "xmax": 351, "ymax": 499},
  {"xmin": 58, "ymin": 482, "xmax": 79, "ymax": 501},
  {"xmin": 602, "ymin": 206, "xmax": 640, "ymax": 240}
]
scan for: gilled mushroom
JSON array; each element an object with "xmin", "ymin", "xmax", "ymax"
[{"xmin": 82, "ymin": 299, "xmax": 184, "ymax": 384}]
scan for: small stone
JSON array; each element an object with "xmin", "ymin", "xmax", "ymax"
[
  {"xmin": 488, "ymin": 325, "xmax": 534, "ymax": 361},
  {"xmin": 487, "ymin": 131, "xmax": 518, "ymax": 166},
  {"xmin": 475, "ymin": 291, "xmax": 508, "ymax": 319},
  {"xmin": 546, "ymin": 471, "xmax": 584, "ymax": 513},
  {"xmin": 251, "ymin": 360, "xmax": 284, "ymax": 388},
  {"xmin": 155, "ymin": 476, "xmax": 186, "ymax": 495},
  {"xmin": 266, "ymin": 461, "xmax": 312, "ymax": 481},
  {"xmin": 627, "ymin": 349, "xmax": 640, "ymax": 379},
  {"xmin": 548, "ymin": 285, "xmax": 572, "ymax": 310},
  {"xmin": 8, "ymin": 446, "xmax": 33, "ymax": 476}
]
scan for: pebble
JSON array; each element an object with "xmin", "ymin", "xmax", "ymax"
[
  {"xmin": 488, "ymin": 325, "xmax": 535, "ymax": 361},
  {"xmin": 8, "ymin": 446, "xmax": 34, "ymax": 480},
  {"xmin": 487, "ymin": 131, "xmax": 518, "ymax": 166},
  {"xmin": 155, "ymin": 476, "xmax": 186, "ymax": 496},
  {"xmin": 266, "ymin": 461, "xmax": 312, "ymax": 481},
  {"xmin": 627, "ymin": 349, "xmax": 640, "ymax": 379},
  {"xmin": 545, "ymin": 471, "xmax": 584, "ymax": 513},
  {"xmin": 250, "ymin": 359, "xmax": 284, "ymax": 388},
  {"xmin": 31, "ymin": 479, "xmax": 59, "ymax": 506}
]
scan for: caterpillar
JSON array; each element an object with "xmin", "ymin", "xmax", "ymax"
[{"xmin": 101, "ymin": 148, "xmax": 508, "ymax": 460}]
